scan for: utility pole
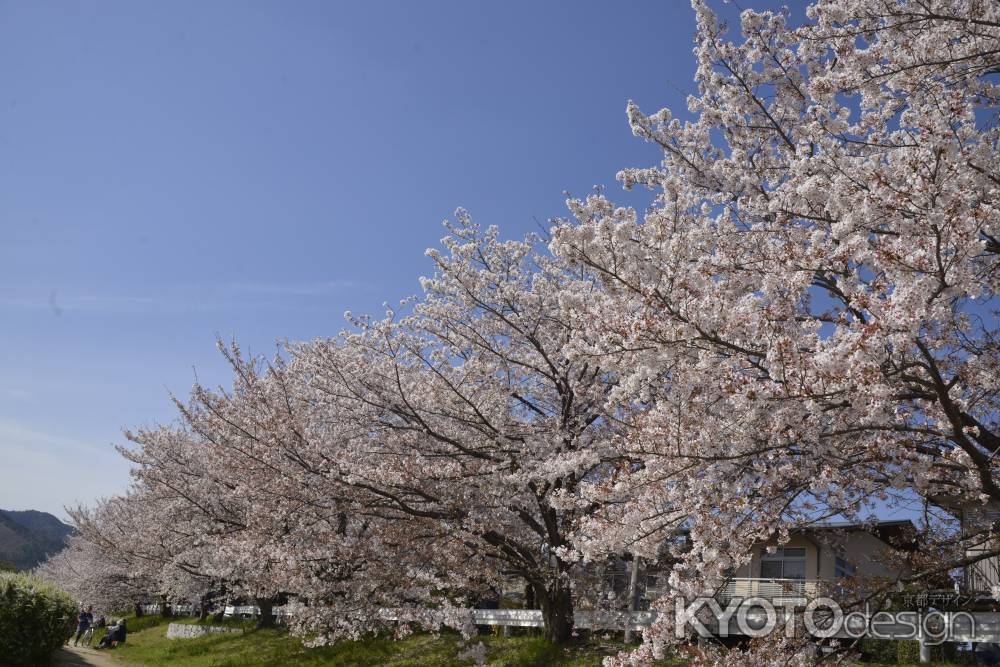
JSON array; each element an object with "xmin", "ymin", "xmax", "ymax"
[{"xmin": 624, "ymin": 554, "xmax": 642, "ymax": 643}]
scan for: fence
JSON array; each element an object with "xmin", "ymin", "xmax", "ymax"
[
  {"xmin": 716, "ymin": 578, "xmax": 823, "ymax": 603},
  {"xmin": 138, "ymin": 603, "xmax": 293, "ymax": 620}
]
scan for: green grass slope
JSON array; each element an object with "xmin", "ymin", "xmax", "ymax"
[
  {"xmin": 102, "ymin": 617, "xmax": 684, "ymax": 667},
  {"xmin": 96, "ymin": 617, "xmax": 976, "ymax": 666}
]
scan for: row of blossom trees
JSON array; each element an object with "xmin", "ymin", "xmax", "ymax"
[
  {"xmin": 44, "ymin": 220, "xmax": 623, "ymax": 643},
  {"xmin": 40, "ymin": 0, "xmax": 998, "ymax": 663}
]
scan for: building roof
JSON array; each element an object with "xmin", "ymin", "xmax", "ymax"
[
  {"xmin": 798, "ymin": 519, "xmax": 917, "ymax": 550},
  {"xmin": 663, "ymin": 519, "xmax": 919, "ymax": 552}
]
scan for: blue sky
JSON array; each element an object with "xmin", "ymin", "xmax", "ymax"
[{"xmin": 0, "ymin": 0, "xmax": 771, "ymax": 518}]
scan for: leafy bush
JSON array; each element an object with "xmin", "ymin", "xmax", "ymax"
[
  {"xmin": 895, "ymin": 640, "xmax": 921, "ymax": 664},
  {"xmin": 0, "ymin": 572, "xmax": 77, "ymax": 665},
  {"xmin": 857, "ymin": 638, "xmax": 960, "ymax": 665},
  {"xmin": 858, "ymin": 638, "xmax": 897, "ymax": 663}
]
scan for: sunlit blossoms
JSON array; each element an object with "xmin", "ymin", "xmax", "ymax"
[
  {"xmin": 285, "ymin": 214, "xmax": 620, "ymax": 643},
  {"xmin": 552, "ymin": 0, "xmax": 999, "ymax": 663}
]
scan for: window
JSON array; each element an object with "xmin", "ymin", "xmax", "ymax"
[
  {"xmin": 835, "ymin": 556, "xmax": 856, "ymax": 579},
  {"xmin": 643, "ymin": 575, "xmax": 663, "ymax": 601},
  {"xmin": 760, "ymin": 547, "xmax": 806, "ymax": 580}
]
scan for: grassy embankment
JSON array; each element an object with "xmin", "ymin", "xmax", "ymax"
[
  {"xmin": 96, "ymin": 615, "xmax": 685, "ymax": 667},
  {"xmin": 93, "ymin": 616, "xmax": 976, "ymax": 666}
]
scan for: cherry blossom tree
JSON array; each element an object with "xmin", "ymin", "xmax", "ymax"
[
  {"xmin": 286, "ymin": 214, "xmax": 621, "ymax": 643},
  {"xmin": 36, "ymin": 535, "xmax": 157, "ymax": 615},
  {"xmin": 63, "ymin": 410, "xmax": 306, "ymax": 627},
  {"xmin": 551, "ymin": 0, "xmax": 999, "ymax": 663},
  {"xmin": 146, "ymin": 349, "xmax": 406, "ymax": 638},
  {"xmin": 118, "ymin": 395, "xmax": 335, "ymax": 628},
  {"xmin": 66, "ymin": 491, "xmax": 215, "ymax": 618}
]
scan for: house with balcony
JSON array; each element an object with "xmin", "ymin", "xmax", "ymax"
[
  {"xmin": 718, "ymin": 520, "xmax": 916, "ymax": 604},
  {"xmin": 960, "ymin": 503, "xmax": 1000, "ymax": 593},
  {"xmin": 926, "ymin": 492, "xmax": 1000, "ymax": 595},
  {"xmin": 582, "ymin": 519, "xmax": 917, "ymax": 611}
]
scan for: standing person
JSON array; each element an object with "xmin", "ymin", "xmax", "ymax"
[{"xmin": 72, "ymin": 606, "xmax": 93, "ymax": 646}]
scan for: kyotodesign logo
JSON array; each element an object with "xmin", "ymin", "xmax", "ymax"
[{"xmin": 673, "ymin": 596, "xmax": 975, "ymax": 645}]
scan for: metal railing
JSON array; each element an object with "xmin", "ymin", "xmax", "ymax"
[
  {"xmin": 966, "ymin": 558, "xmax": 1000, "ymax": 593},
  {"xmin": 716, "ymin": 578, "xmax": 822, "ymax": 602},
  {"xmin": 138, "ymin": 603, "xmax": 293, "ymax": 619},
  {"xmin": 223, "ymin": 605, "xmax": 293, "ymax": 618},
  {"xmin": 151, "ymin": 604, "xmax": 1000, "ymax": 644}
]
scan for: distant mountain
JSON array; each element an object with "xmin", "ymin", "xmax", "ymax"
[{"xmin": 0, "ymin": 509, "xmax": 73, "ymax": 570}]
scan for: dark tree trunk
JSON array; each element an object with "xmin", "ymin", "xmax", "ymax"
[
  {"xmin": 213, "ymin": 591, "xmax": 228, "ymax": 623},
  {"xmin": 525, "ymin": 582, "xmax": 536, "ymax": 609},
  {"xmin": 255, "ymin": 597, "xmax": 276, "ymax": 629},
  {"xmin": 198, "ymin": 594, "xmax": 211, "ymax": 622},
  {"xmin": 538, "ymin": 582, "xmax": 574, "ymax": 644},
  {"xmin": 134, "ymin": 602, "xmax": 144, "ymax": 618},
  {"xmin": 160, "ymin": 595, "xmax": 173, "ymax": 618}
]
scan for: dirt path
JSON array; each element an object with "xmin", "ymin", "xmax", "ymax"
[{"xmin": 52, "ymin": 645, "xmax": 121, "ymax": 667}]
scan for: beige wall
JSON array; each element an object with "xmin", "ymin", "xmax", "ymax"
[
  {"xmin": 816, "ymin": 531, "xmax": 901, "ymax": 581},
  {"xmin": 731, "ymin": 531, "xmax": 903, "ymax": 583}
]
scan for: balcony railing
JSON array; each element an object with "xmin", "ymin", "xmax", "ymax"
[{"xmin": 716, "ymin": 578, "xmax": 822, "ymax": 603}]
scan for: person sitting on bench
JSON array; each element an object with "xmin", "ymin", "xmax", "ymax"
[{"xmin": 96, "ymin": 619, "xmax": 126, "ymax": 648}]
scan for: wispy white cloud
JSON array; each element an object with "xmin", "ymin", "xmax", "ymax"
[
  {"xmin": 0, "ymin": 387, "xmax": 32, "ymax": 400},
  {"xmin": 0, "ymin": 291, "xmax": 164, "ymax": 314},
  {"xmin": 0, "ymin": 280, "xmax": 367, "ymax": 315},
  {"xmin": 0, "ymin": 418, "xmax": 111, "ymax": 457},
  {"xmin": 221, "ymin": 280, "xmax": 362, "ymax": 297}
]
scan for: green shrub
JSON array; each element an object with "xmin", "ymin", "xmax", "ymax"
[
  {"xmin": 857, "ymin": 637, "xmax": 972, "ymax": 665},
  {"xmin": 0, "ymin": 572, "xmax": 77, "ymax": 665},
  {"xmin": 895, "ymin": 639, "xmax": 921, "ymax": 664},
  {"xmin": 858, "ymin": 638, "xmax": 897, "ymax": 663}
]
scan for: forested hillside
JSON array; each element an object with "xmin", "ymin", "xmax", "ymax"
[{"xmin": 0, "ymin": 510, "xmax": 72, "ymax": 570}]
